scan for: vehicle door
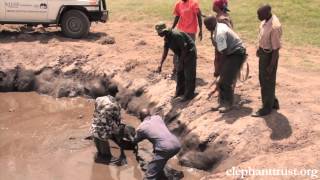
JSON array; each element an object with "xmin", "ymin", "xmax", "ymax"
[
  {"xmin": 0, "ymin": 1, "xmax": 5, "ymax": 20},
  {"xmin": 4, "ymin": 0, "xmax": 48, "ymax": 22}
]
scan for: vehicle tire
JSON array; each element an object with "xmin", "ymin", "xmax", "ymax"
[{"xmin": 61, "ymin": 9, "xmax": 90, "ymax": 39}]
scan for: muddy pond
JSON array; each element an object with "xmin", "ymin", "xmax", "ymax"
[{"xmin": 0, "ymin": 92, "xmax": 206, "ymax": 180}]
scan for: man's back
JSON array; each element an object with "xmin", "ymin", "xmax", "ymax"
[
  {"xmin": 136, "ymin": 115, "xmax": 181, "ymax": 152},
  {"xmin": 214, "ymin": 23, "xmax": 243, "ymax": 55},
  {"xmin": 164, "ymin": 29, "xmax": 196, "ymax": 56}
]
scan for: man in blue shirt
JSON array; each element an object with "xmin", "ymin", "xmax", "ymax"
[{"xmin": 133, "ymin": 109, "xmax": 181, "ymax": 180}]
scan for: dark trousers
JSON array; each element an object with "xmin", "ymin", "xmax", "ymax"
[
  {"xmin": 145, "ymin": 149, "xmax": 180, "ymax": 180},
  {"xmin": 94, "ymin": 137, "xmax": 111, "ymax": 156},
  {"xmin": 173, "ymin": 33, "xmax": 196, "ymax": 74},
  {"xmin": 258, "ymin": 48, "xmax": 279, "ymax": 110},
  {"xmin": 175, "ymin": 50, "xmax": 197, "ymax": 99},
  {"xmin": 218, "ymin": 49, "xmax": 246, "ymax": 107}
]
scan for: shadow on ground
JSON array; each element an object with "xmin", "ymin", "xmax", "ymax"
[
  {"xmin": 214, "ymin": 106, "xmax": 253, "ymax": 124},
  {"xmin": 0, "ymin": 29, "xmax": 108, "ymax": 44},
  {"xmin": 263, "ymin": 111, "xmax": 292, "ymax": 140}
]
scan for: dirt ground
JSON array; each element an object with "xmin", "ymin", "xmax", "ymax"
[{"xmin": 1, "ymin": 22, "xmax": 320, "ymax": 180}]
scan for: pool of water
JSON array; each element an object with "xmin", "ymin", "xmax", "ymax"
[{"xmin": 0, "ymin": 92, "xmax": 206, "ymax": 180}]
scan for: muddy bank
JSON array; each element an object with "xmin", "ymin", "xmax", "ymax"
[
  {"xmin": 0, "ymin": 66, "xmax": 119, "ymax": 98},
  {"xmin": 0, "ymin": 92, "xmax": 206, "ymax": 180},
  {"xmin": 0, "ymin": 65, "xmax": 232, "ymax": 172}
]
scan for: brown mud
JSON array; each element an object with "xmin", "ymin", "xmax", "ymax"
[
  {"xmin": 0, "ymin": 64, "xmax": 231, "ymax": 172},
  {"xmin": 0, "ymin": 92, "xmax": 206, "ymax": 180},
  {"xmin": 0, "ymin": 66, "xmax": 117, "ymax": 98}
]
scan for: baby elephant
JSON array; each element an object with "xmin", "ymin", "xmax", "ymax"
[
  {"xmin": 109, "ymin": 123, "xmax": 137, "ymax": 165},
  {"xmin": 88, "ymin": 123, "xmax": 137, "ymax": 166}
]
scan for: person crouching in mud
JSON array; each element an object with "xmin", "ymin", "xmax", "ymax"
[
  {"xmin": 90, "ymin": 95, "xmax": 124, "ymax": 165},
  {"xmin": 133, "ymin": 108, "xmax": 181, "ymax": 180}
]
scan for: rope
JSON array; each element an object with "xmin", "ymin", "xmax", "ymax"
[{"xmin": 238, "ymin": 54, "xmax": 250, "ymax": 82}]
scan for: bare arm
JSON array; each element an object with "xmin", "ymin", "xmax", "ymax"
[
  {"xmin": 268, "ymin": 27, "xmax": 281, "ymax": 74},
  {"xmin": 210, "ymin": 31, "xmax": 214, "ymax": 46},
  {"xmin": 157, "ymin": 47, "xmax": 169, "ymax": 73},
  {"xmin": 271, "ymin": 49, "xmax": 279, "ymax": 66},
  {"xmin": 197, "ymin": 11, "xmax": 203, "ymax": 41},
  {"xmin": 132, "ymin": 129, "xmax": 145, "ymax": 145},
  {"xmin": 267, "ymin": 49, "xmax": 279, "ymax": 74},
  {"xmin": 172, "ymin": 16, "xmax": 180, "ymax": 29}
]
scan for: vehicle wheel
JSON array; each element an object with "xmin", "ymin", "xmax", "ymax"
[{"xmin": 61, "ymin": 9, "xmax": 90, "ymax": 39}]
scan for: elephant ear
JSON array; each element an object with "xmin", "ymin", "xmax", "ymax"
[
  {"xmin": 123, "ymin": 125, "xmax": 136, "ymax": 142},
  {"xmin": 112, "ymin": 123, "xmax": 125, "ymax": 140}
]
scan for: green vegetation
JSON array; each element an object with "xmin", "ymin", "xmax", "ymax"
[
  {"xmin": 109, "ymin": 0, "xmax": 320, "ymax": 47},
  {"xmin": 228, "ymin": 0, "xmax": 320, "ymax": 47}
]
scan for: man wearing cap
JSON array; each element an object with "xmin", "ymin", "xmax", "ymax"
[
  {"xmin": 204, "ymin": 16, "xmax": 246, "ymax": 113},
  {"xmin": 156, "ymin": 22, "xmax": 197, "ymax": 101},
  {"xmin": 171, "ymin": 0, "xmax": 202, "ymax": 78},
  {"xmin": 252, "ymin": 4, "xmax": 282, "ymax": 117}
]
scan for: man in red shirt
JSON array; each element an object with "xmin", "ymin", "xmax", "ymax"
[
  {"xmin": 172, "ymin": 0, "xmax": 203, "ymax": 41},
  {"xmin": 171, "ymin": 0, "xmax": 202, "ymax": 78}
]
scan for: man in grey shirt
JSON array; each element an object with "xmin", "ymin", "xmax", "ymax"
[
  {"xmin": 204, "ymin": 15, "xmax": 247, "ymax": 113},
  {"xmin": 133, "ymin": 109, "xmax": 181, "ymax": 180}
]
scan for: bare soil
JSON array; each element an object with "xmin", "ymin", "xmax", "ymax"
[{"xmin": 1, "ymin": 22, "xmax": 320, "ymax": 179}]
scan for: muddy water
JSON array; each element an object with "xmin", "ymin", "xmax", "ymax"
[{"xmin": 0, "ymin": 92, "xmax": 206, "ymax": 180}]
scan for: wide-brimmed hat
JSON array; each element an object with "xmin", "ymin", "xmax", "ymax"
[{"xmin": 155, "ymin": 22, "xmax": 167, "ymax": 34}]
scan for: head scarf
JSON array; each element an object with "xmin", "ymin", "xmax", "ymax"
[{"xmin": 213, "ymin": 0, "xmax": 230, "ymax": 13}]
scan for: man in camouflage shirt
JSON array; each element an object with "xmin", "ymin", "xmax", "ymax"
[{"xmin": 90, "ymin": 95, "xmax": 122, "ymax": 164}]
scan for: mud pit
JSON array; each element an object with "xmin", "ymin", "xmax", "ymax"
[
  {"xmin": 0, "ymin": 66, "xmax": 222, "ymax": 173},
  {"xmin": 0, "ymin": 92, "xmax": 206, "ymax": 180},
  {"xmin": 1, "ymin": 23, "xmax": 320, "ymax": 180}
]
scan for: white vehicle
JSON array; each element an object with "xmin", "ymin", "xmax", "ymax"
[{"xmin": 0, "ymin": 0, "xmax": 108, "ymax": 38}]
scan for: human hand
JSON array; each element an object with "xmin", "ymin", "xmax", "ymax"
[
  {"xmin": 266, "ymin": 65, "xmax": 274, "ymax": 76},
  {"xmin": 157, "ymin": 65, "xmax": 162, "ymax": 73},
  {"xmin": 198, "ymin": 31, "xmax": 203, "ymax": 41},
  {"xmin": 214, "ymin": 72, "xmax": 219, "ymax": 78}
]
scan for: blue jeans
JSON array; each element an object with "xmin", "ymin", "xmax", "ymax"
[{"xmin": 145, "ymin": 149, "xmax": 180, "ymax": 180}]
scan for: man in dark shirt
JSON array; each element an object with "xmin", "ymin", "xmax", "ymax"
[
  {"xmin": 156, "ymin": 22, "xmax": 197, "ymax": 101},
  {"xmin": 133, "ymin": 109, "xmax": 181, "ymax": 180}
]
